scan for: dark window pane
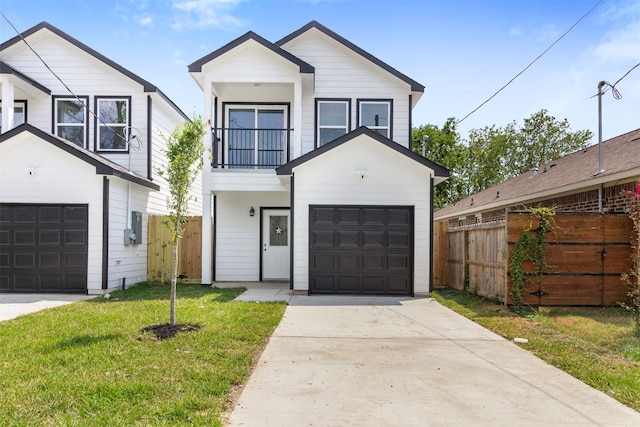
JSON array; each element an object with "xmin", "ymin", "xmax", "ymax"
[
  {"xmin": 57, "ymin": 100, "xmax": 85, "ymax": 123},
  {"xmin": 270, "ymin": 216, "xmax": 288, "ymax": 246},
  {"xmin": 361, "ymin": 103, "xmax": 388, "ymax": 127},
  {"xmin": 99, "ymin": 100, "xmax": 127, "ymax": 123},
  {"xmin": 100, "ymin": 126, "xmax": 127, "ymax": 150},
  {"xmin": 57, "ymin": 126, "xmax": 85, "ymax": 146},
  {"xmin": 319, "ymin": 103, "xmax": 346, "ymax": 126},
  {"xmin": 319, "ymin": 128, "xmax": 346, "ymax": 146}
]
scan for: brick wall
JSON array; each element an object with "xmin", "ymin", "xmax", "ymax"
[
  {"xmin": 517, "ymin": 181, "xmax": 638, "ymax": 213},
  {"xmin": 443, "ymin": 178, "xmax": 638, "ymax": 227}
]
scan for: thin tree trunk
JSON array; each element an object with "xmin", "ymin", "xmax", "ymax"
[{"xmin": 170, "ymin": 220, "xmax": 180, "ymax": 326}]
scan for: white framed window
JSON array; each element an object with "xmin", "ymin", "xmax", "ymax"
[
  {"xmin": 358, "ymin": 99, "xmax": 392, "ymax": 138},
  {"xmin": 96, "ymin": 97, "xmax": 130, "ymax": 151},
  {"xmin": 0, "ymin": 100, "xmax": 26, "ymax": 132},
  {"xmin": 54, "ymin": 96, "xmax": 88, "ymax": 148},
  {"xmin": 316, "ymin": 99, "xmax": 350, "ymax": 147}
]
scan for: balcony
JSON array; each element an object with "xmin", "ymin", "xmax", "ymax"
[{"xmin": 212, "ymin": 128, "xmax": 291, "ymax": 169}]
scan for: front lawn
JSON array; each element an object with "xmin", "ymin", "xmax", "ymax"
[
  {"xmin": 432, "ymin": 288, "xmax": 640, "ymax": 412},
  {"xmin": 0, "ymin": 283, "xmax": 286, "ymax": 426}
]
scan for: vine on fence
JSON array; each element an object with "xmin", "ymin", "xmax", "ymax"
[
  {"xmin": 620, "ymin": 179, "xmax": 640, "ymax": 334},
  {"xmin": 509, "ymin": 207, "xmax": 555, "ymax": 311}
]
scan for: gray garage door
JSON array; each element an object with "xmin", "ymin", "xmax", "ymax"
[
  {"xmin": 0, "ymin": 204, "xmax": 88, "ymax": 293},
  {"xmin": 309, "ymin": 205, "xmax": 413, "ymax": 295}
]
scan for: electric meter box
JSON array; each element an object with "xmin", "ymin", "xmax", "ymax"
[{"xmin": 124, "ymin": 211, "xmax": 142, "ymax": 245}]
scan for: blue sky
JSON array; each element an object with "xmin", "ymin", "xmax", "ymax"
[{"xmin": 1, "ymin": 0, "xmax": 639, "ymax": 142}]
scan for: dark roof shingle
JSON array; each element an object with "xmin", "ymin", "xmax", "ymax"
[{"xmin": 435, "ymin": 128, "xmax": 640, "ymax": 219}]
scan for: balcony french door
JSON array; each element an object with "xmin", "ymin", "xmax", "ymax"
[{"xmin": 227, "ymin": 106, "xmax": 287, "ymax": 169}]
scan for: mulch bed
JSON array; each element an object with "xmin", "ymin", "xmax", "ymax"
[{"xmin": 141, "ymin": 323, "xmax": 201, "ymax": 340}]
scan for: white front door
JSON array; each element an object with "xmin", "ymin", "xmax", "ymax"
[{"xmin": 262, "ymin": 209, "xmax": 290, "ymax": 280}]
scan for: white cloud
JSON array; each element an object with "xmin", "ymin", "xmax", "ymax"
[
  {"xmin": 509, "ymin": 26, "xmax": 523, "ymax": 37},
  {"xmin": 171, "ymin": 0, "xmax": 246, "ymax": 30},
  {"xmin": 531, "ymin": 23, "xmax": 561, "ymax": 44},
  {"xmin": 593, "ymin": 2, "xmax": 640, "ymax": 64},
  {"xmin": 138, "ymin": 16, "xmax": 153, "ymax": 26}
]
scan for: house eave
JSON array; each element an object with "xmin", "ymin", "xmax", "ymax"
[
  {"xmin": 0, "ymin": 22, "xmax": 185, "ymax": 120},
  {"xmin": 434, "ymin": 167, "xmax": 640, "ymax": 221},
  {"xmin": 0, "ymin": 61, "xmax": 51, "ymax": 95},
  {"xmin": 0, "ymin": 124, "xmax": 160, "ymax": 191},
  {"xmin": 276, "ymin": 21, "xmax": 424, "ymax": 93}
]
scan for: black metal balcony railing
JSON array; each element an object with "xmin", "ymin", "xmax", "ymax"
[{"xmin": 211, "ymin": 128, "xmax": 290, "ymax": 169}]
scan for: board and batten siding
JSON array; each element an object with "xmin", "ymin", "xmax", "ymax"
[
  {"xmin": 0, "ymin": 134, "xmax": 105, "ymax": 292},
  {"xmin": 215, "ymin": 191, "xmax": 290, "ymax": 281},
  {"xmin": 282, "ymin": 31, "xmax": 412, "ymax": 155},
  {"xmin": 290, "ymin": 135, "xmax": 432, "ymax": 293}
]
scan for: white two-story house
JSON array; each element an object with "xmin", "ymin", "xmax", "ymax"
[
  {"xmin": 0, "ymin": 22, "xmax": 198, "ymax": 294},
  {"xmin": 189, "ymin": 21, "xmax": 448, "ymax": 295}
]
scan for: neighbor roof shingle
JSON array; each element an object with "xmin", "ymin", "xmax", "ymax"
[{"xmin": 435, "ymin": 128, "xmax": 640, "ymax": 220}]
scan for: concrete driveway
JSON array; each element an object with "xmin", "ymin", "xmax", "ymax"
[
  {"xmin": 228, "ymin": 295, "xmax": 640, "ymax": 426},
  {"xmin": 0, "ymin": 293, "xmax": 95, "ymax": 322}
]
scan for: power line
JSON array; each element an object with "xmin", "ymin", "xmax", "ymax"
[
  {"xmin": 0, "ymin": 11, "xmax": 137, "ymax": 149},
  {"xmin": 595, "ymin": 61, "xmax": 640, "ymax": 99},
  {"xmin": 455, "ymin": 0, "xmax": 602, "ymax": 127}
]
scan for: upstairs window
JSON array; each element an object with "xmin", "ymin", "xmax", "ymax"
[
  {"xmin": 358, "ymin": 99, "xmax": 392, "ymax": 138},
  {"xmin": 0, "ymin": 100, "xmax": 26, "ymax": 132},
  {"xmin": 316, "ymin": 99, "xmax": 350, "ymax": 147},
  {"xmin": 54, "ymin": 96, "xmax": 88, "ymax": 148},
  {"xmin": 96, "ymin": 97, "xmax": 130, "ymax": 151}
]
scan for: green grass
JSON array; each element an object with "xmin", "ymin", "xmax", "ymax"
[
  {"xmin": 432, "ymin": 288, "xmax": 640, "ymax": 412},
  {"xmin": 0, "ymin": 283, "xmax": 286, "ymax": 426}
]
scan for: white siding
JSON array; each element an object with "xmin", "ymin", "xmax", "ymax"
[
  {"xmin": 106, "ymin": 179, "xmax": 153, "ymax": 291},
  {"xmin": 290, "ymin": 135, "xmax": 433, "ymax": 293},
  {"xmin": 201, "ymin": 41, "xmax": 301, "ymax": 83},
  {"xmin": 281, "ymin": 30, "xmax": 413, "ymax": 154},
  {"xmin": 1, "ymin": 30, "xmax": 195, "ymax": 218},
  {"xmin": 1, "ymin": 34, "xmax": 150, "ymax": 175},
  {"xmin": 0, "ymin": 134, "xmax": 105, "ymax": 293},
  {"xmin": 215, "ymin": 191, "xmax": 289, "ymax": 281}
]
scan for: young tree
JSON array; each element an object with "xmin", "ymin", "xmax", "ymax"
[{"xmin": 158, "ymin": 116, "xmax": 207, "ymax": 326}]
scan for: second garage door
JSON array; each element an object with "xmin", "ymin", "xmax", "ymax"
[
  {"xmin": 309, "ymin": 205, "xmax": 413, "ymax": 295},
  {"xmin": 0, "ymin": 204, "xmax": 88, "ymax": 293}
]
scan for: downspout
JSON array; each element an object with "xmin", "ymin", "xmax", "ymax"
[
  {"xmin": 102, "ymin": 177, "xmax": 110, "ymax": 290},
  {"xmin": 429, "ymin": 174, "xmax": 434, "ymax": 294},
  {"xmin": 290, "ymin": 173, "xmax": 295, "ymax": 290},
  {"xmin": 147, "ymin": 95, "xmax": 153, "ymax": 180}
]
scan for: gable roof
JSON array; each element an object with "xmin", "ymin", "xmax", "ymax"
[
  {"xmin": 276, "ymin": 21, "xmax": 425, "ymax": 93},
  {"xmin": 0, "ymin": 22, "xmax": 188, "ymax": 120},
  {"xmin": 276, "ymin": 126, "xmax": 449, "ymax": 179},
  {"xmin": 0, "ymin": 124, "xmax": 160, "ymax": 190},
  {"xmin": 0, "ymin": 60, "xmax": 50, "ymax": 94},
  {"xmin": 188, "ymin": 31, "xmax": 314, "ymax": 74},
  {"xmin": 435, "ymin": 128, "xmax": 640, "ymax": 220}
]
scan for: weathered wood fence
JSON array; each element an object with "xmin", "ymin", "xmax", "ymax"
[
  {"xmin": 147, "ymin": 215, "xmax": 202, "ymax": 283},
  {"xmin": 434, "ymin": 212, "xmax": 633, "ymax": 306}
]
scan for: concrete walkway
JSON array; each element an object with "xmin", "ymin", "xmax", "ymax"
[
  {"xmin": 228, "ymin": 294, "xmax": 640, "ymax": 426},
  {"xmin": 0, "ymin": 293, "xmax": 96, "ymax": 322}
]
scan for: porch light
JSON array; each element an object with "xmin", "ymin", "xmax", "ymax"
[{"xmin": 249, "ymin": 207, "xmax": 255, "ymax": 217}]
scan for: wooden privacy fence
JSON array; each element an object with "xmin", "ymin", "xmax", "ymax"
[
  {"xmin": 147, "ymin": 215, "xmax": 202, "ymax": 283},
  {"xmin": 438, "ymin": 221, "xmax": 508, "ymax": 301},
  {"xmin": 434, "ymin": 212, "xmax": 633, "ymax": 306}
]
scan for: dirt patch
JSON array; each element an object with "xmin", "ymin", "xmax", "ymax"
[{"xmin": 140, "ymin": 323, "xmax": 201, "ymax": 340}]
